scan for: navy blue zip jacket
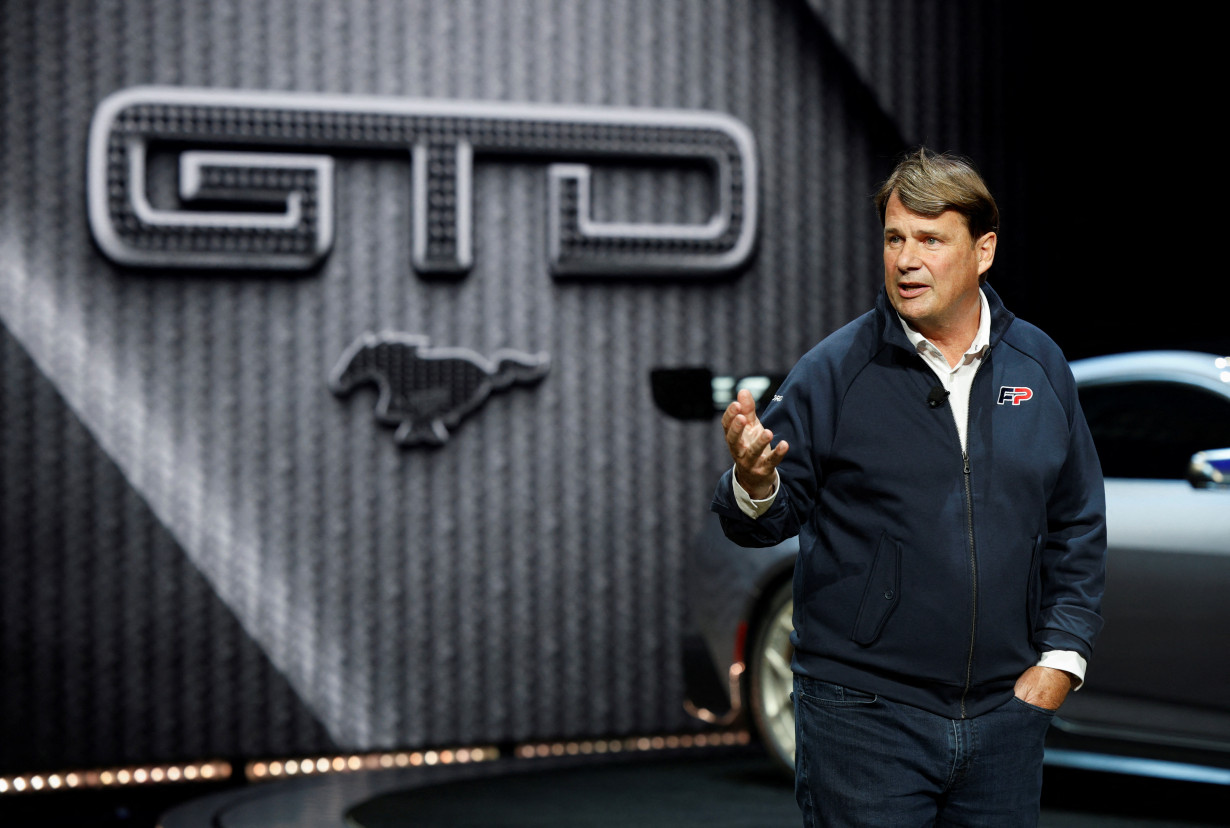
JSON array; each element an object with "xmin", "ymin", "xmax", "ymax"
[{"xmin": 711, "ymin": 284, "xmax": 1106, "ymax": 720}]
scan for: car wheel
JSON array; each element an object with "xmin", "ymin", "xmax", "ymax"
[{"xmin": 747, "ymin": 579, "xmax": 795, "ymax": 774}]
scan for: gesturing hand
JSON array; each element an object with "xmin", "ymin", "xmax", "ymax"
[{"xmin": 722, "ymin": 389, "xmax": 789, "ymax": 500}]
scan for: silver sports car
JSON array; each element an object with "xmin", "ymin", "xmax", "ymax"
[{"xmin": 679, "ymin": 351, "xmax": 1230, "ymax": 778}]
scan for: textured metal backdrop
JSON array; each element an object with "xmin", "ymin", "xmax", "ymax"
[{"xmin": 0, "ymin": 0, "xmax": 1025, "ymax": 772}]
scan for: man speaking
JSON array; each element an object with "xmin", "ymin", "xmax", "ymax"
[{"xmin": 712, "ymin": 149, "xmax": 1106, "ymax": 827}]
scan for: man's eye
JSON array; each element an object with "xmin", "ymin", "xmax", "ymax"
[{"xmin": 925, "ymin": 237, "xmax": 940, "ymax": 245}]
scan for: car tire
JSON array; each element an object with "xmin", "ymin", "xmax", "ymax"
[{"xmin": 747, "ymin": 579, "xmax": 796, "ymax": 775}]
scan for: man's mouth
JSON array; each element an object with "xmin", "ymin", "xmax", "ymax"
[{"xmin": 897, "ymin": 282, "xmax": 929, "ymax": 300}]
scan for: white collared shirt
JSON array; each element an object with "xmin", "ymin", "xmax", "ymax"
[{"xmin": 898, "ymin": 288, "xmax": 991, "ymax": 453}]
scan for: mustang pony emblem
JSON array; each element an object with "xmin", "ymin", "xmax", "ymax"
[{"xmin": 330, "ymin": 333, "xmax": 549, "ymax": 446}]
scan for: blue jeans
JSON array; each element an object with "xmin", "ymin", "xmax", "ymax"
[{"xmin": 793, "ymin": 675, "xmax": 1053, "ymax": 828}]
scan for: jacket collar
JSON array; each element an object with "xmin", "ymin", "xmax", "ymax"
[{"xmin": 877, "ymin": 281, "xmax": 1016, "ymax": 354}]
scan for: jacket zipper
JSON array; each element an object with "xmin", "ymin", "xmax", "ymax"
[
  {"xmin": 957, "ymin": 356, "xmax": 987, "ymax": 719},
  {"xmin": 959, "ymin": 446, "xmax": 976, "ymax": 718},
  {"xmin": 916, "ymin": 347, "xmax": 988, "ymax": 718}
]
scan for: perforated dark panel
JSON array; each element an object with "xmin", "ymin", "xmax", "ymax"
[{"xmin": 0, "ymin": 324, "xmax": 338, "ymax": 771}]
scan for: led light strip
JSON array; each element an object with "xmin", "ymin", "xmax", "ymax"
[
  {"xmin": 0, "ymin": 760, "xmax": 231, "ymax": 794},
  {"xmin": 247, "ymin": 746, "xmax": 499, "ymax": 781},
  {"xmin": 514, "ymin": 729, "xmax": 750, "ymax": 759},
  {"xmin": 0, "ymin": 730, "xmax": 748, "ymax": 795}
]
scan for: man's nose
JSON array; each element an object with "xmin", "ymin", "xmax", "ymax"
[{"xmin": 895, "ymin": 239, "xmax": 922, "ymax": 270}]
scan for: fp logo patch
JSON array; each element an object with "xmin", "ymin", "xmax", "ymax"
[{"xmin": 997, "ymin": 386, "xmax": 1033, "ymax": 405}]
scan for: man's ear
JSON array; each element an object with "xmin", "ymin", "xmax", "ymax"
[{"xmin": 975, "ymin": 231, "xmax": 997, "ymax": 277}]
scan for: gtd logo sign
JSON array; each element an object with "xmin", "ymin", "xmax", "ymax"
[
  {"xmin": 84, "ymin": 86, "xmax": 760, "ymax": 445},
  {"xmin": 997, "ymin": 386, "xmax": 1034, "ymax": 405},
  {"xmin": 86, "ymin": 86, "xmax": 758, "ymax": 278}
]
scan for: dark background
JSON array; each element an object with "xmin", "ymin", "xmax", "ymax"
[{"xmin": 1011, "ymin": 9, "xmax": 1218, "ymax": 361}]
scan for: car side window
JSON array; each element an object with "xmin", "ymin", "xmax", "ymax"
[{"xmin": 1078, "ymin": 381, "xmax": 1230, "ymax": 480}]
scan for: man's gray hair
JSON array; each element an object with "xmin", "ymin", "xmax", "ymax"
[{"xmin": 875, "ymin": 148, "xmax": 999, "ymax": 242}]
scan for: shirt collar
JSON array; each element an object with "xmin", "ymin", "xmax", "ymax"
[{"xmin": 897, "ymin": 288, "xmax": 991, "ymax": 366}]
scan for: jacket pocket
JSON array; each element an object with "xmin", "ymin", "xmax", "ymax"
[
  {"xmin": 1026, "ymin": 534, "xmax": 1043, "ymax": 642},
  {"xmin": 851, "ymin": 532, "xmax": 901, "ymax": 645}
]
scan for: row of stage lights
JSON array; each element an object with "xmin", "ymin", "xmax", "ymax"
[
  {"xmin": 514, "ymin": 729, "xmax": 750, "ymax": 760},
  {"xmin": 0, "ymin": 760, "xmax": 230, "ymax": 795},
  {"xmin": 248, "ymin": 745, "xmax": 499, "ymax": 780},
  {"xmin": 0, "ymin": 728, "xmax": 749, "ymax": 795}
]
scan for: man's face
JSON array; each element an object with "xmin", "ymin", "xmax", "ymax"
[{"xmin": 882, "ymin": 191, "xmax": 996, "ymax": 340}]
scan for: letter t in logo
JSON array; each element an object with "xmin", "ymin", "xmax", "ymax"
[{"xmin": 997, "ymin": 386, "xmax": 1033, "ymax": 405}]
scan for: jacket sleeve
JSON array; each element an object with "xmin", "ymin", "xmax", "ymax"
[
  {"xmin": 1035, "ymin": 379, "xmax": 1108, "ymax": 661},
  {"xmin": 709, "ymin": 362, "xmax": 825, "ymax": 548}
]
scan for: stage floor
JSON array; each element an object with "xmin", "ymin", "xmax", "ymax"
[
  {"xmin": 169, "ymin": 747, "xmax": 1226, "ymax": 828},
  {"xmin": 3, "ymin": 744, "xmax": 1226, "ymax": 827}
]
